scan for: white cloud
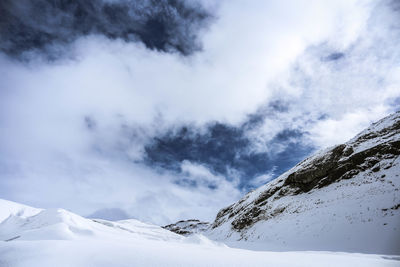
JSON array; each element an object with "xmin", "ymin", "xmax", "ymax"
[
  {"xmin": 248, "ymin": 172, "xmax": 275, "ymax": 188},
  {"xmin": 308, "ymin": 108, "xmax": 388, "ymax": 147},
  {"xmin": 245, "ymin": 0, "xmax": 400, "ymax": 149},
  {"xmin": 0, "ymin": 154, "xmax": 242, "ymax": 225},
  {"xmin": 180, "ymin": 160, "xmax": 240, "ymax": 190}
]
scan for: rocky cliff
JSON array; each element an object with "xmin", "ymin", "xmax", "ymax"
[{"xmin": 163, "ymin": 219, "xmax": 210, "ymax": 236}]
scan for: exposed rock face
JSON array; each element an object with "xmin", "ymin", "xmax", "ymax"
[
  {"xmin": 207, "ymin": 111, "xmax": 400, "ymax": 254},
  {"xmin": 163, "ymin": 219, "xmax": 210, "ymax": 236}
]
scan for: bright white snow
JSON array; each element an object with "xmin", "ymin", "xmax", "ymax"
[
  {"xmin": 0, "ymin": 199, "xmax": 41, "ymax": 223},
  {"xmin": 0, "ymin": 199, "xmax": 398, "ymax": 267}
]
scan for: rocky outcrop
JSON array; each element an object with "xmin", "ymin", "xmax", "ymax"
[{"xmin": 163, "ymin": 219, "xmax": 210, "ymax": 236}]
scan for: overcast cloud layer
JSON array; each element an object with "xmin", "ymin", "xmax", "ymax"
[
  {"xmin": 0, "ymin": 0, "xmax": 399, "ymax": 225},
  {"xmin": 0, "ymin": 0, "xmax": 212, "ymax": 58}
]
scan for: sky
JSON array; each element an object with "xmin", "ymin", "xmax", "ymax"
[{"xmin": 0, "ymin": 0, "xmax": 399, "ymax": 225}]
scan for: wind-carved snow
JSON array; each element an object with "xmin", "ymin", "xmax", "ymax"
[
  {"xmin": 0, "ymin": 199, "xmax": 398, "ymax": 267},
  {"xmin": 0, "ymin": 199, "xmax": 42, "ymax": 223},
  {"xmin": 207, "ymin": 111, "xmax": 400, "ymax": 255},
  {"xmin": 0, "ymin": 202, "xmax": 184, "ymax": 243}
]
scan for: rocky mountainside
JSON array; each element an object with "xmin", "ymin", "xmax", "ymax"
[
  {"xmin": 206, "ymin": 111, "xmax": 400, "ymax": 254},
  {"xmin": 163, "ymin": 219, "xmax": 210, "ymax": 236}
]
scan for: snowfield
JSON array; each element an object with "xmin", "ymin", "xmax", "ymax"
[
  {"xmin": 0, "ymin": 199, "xmax": 399, "ymax": 267},
  {"xmin": 2, "ymin": 239, "xmax": 400, "ymax": 267}
]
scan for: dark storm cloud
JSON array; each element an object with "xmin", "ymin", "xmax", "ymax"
[
  {"xmin": 389, "ymin": 0, "xmax": 400, "ymax": 13},
  {"xmin": 322, "ymin": 52, "xmax": 345, "ymax": 62},
  {"xmin": 0, "ymin": 0, "xmax": 212, "ymax": 59},
  {"xmin": 84, "ymin": 116, "xmax": 97, "ymax": 131},
  {"xmin": 144, "ymin": 123, "xmax": 256, "ymax": 175},
  {"xmin": 242, "ymin": 100, "xmax": 290, "ymax": 131},
  {"xmin": 144, "ymin": 114, "xmax": 314, "ymax": 190},
  {"xmin": 266, "ymin": 129, "xmax": 313, "ymax": 174}
]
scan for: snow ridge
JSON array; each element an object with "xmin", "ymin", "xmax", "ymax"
[{"xmin": 0, "ymin": 199, "xmax": 398, "ymax": 267}]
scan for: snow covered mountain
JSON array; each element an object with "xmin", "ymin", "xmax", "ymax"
[
  {"xmin": 0, "ymin": 204, "xmax": 182, "ymax": 242},
  {"xmin": 163, "ymin": 219, "xmax": 210, "ymax": 236},
  {"xmin": 0, "ymin": 199, "xmax": 398, "ymax": 266},
  {"xmin": 207, "ymin": 111, "xmax": 400, "ymax": 254}
]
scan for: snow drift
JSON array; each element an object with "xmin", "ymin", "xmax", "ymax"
[{"xmin": 0, "ymin": 199, "xmax": 398, "ymax": 266}]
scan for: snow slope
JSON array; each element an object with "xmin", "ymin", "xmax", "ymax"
[
  {"xmin": 0, "ymin": 199, "xmax": 41, "ymax": 223},
  {"xmin": 0, "ymin": 199, "xmax": 398, "ymax": 267},
  {"xmin": 0, "ymin": 202, "xmax": 183, "ymax": 242},
  {"xmin": 207, "ymin": 111, "xmax": 400, "ymax": 254}
]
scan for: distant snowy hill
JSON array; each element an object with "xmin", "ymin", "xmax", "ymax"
[
  {"xmin": 0, "ymin": 199, "xmax": 398, "ymax": 266},
  {"xmin": 207, "ymin": 111, "xmax": 400, "ymax": 254},
  {"xmin": 0, "ymin": 199, "xmax": 183, "ymax": 242}
]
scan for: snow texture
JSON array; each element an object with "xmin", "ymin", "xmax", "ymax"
[{"xmin": 0, "ymin": 199, "xmax": 398, "ymax": 266}]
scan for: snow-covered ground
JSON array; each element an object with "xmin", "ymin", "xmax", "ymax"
[{"xmin": 0, "ymin": 199, "xmax": 398, "ymax": 267}]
